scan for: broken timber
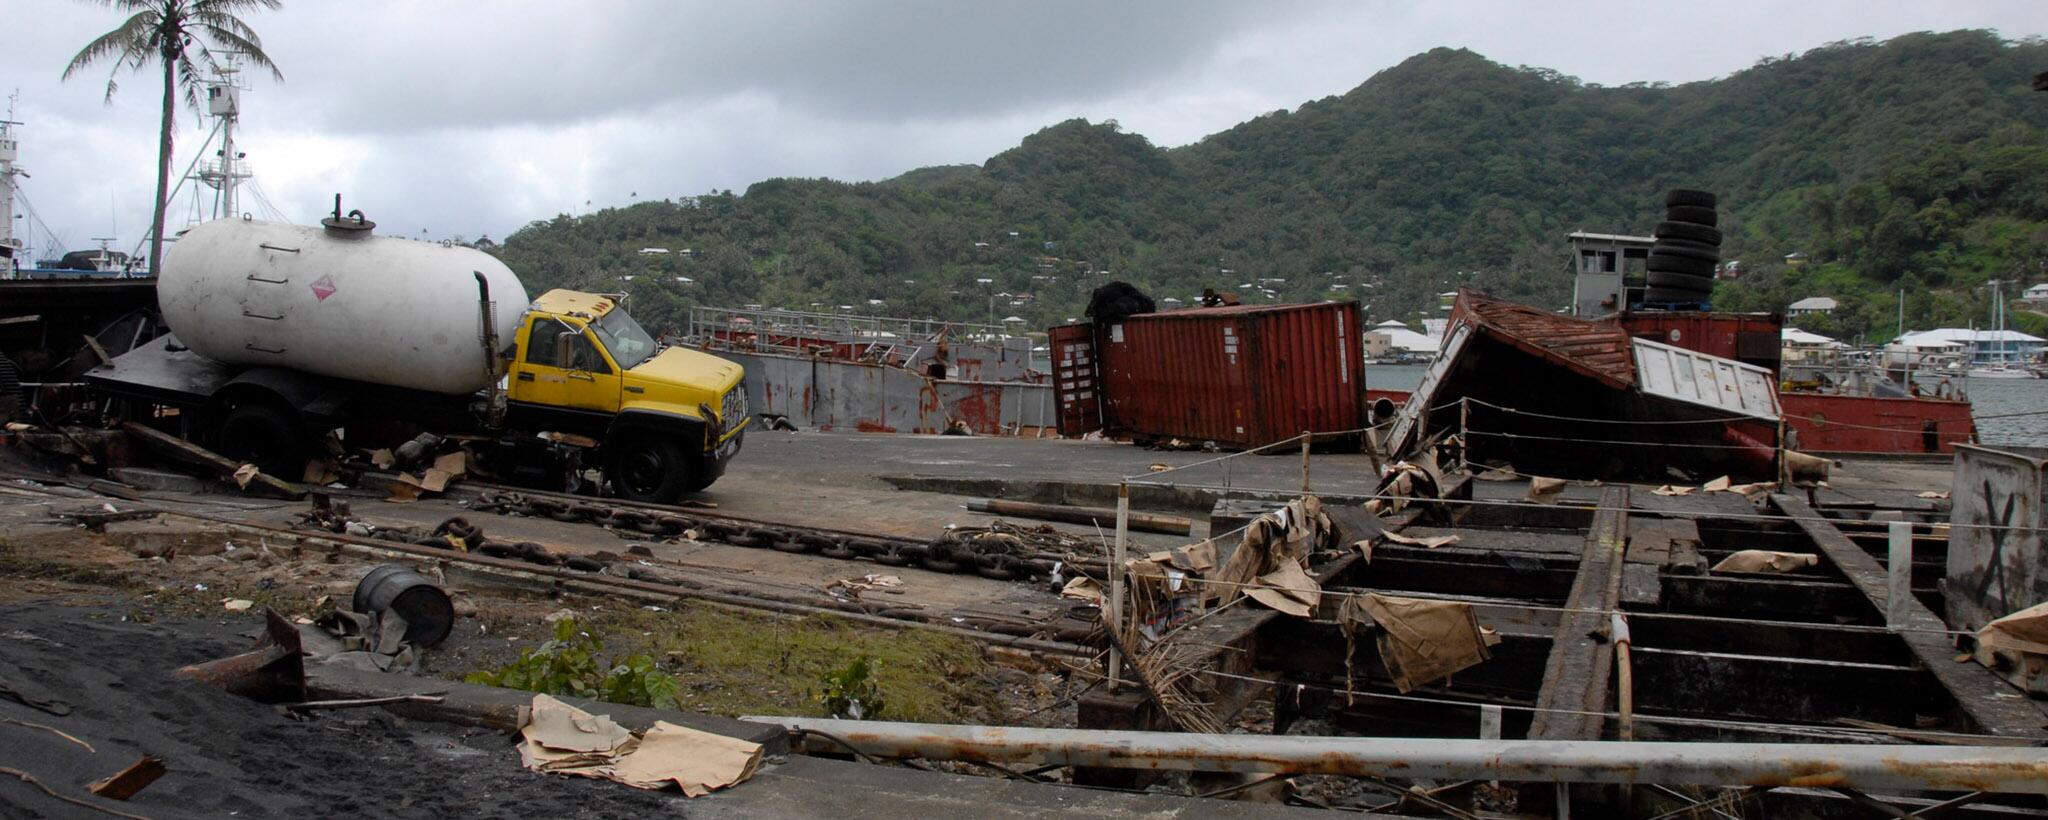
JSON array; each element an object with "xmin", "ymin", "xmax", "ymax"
[
  {"xmin": 1772, "ymin": 493, "xmax": 2047, "ymax": 737},
  {"xmin": 1528, "ymin": 486, "xmax": 1629, "ymax": 739},
  {"xmin": 120, "ymin": 421, "xmax": 305, "ymax": 499}
]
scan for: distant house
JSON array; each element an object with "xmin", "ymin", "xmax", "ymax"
[
  {"xmin": 1896, "ymin": 328, "xmax": 2047, "ymax": 365},
  {"xmin": 1786, "ymin": 296, "xmax": 1837, "ymax": 317},
  {"xmin": 1781, "ymin": 327, "xmax": 1846, "ymax": 365},
  {"xmin": 1785, "ymin": 252, "xmax": 1808, "ymax": 267},
  {"xmin": 637, "ymin": 247, "xmax": 670, "ymax": 255},
  {"xmin": 1364, "ymin": 320, "xmax": 1442, "ymax": 359},
  {"xmin": 2026, "ymin": 283, "xmax": 2048, "ymax": 306}
]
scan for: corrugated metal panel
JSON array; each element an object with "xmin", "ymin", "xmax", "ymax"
[
  {"xmin": 1454, "ymin": 291, "xmax": 1634, "ymax": 388},
  {"xmin": 1630, "ymin": 338, "xmax": 1779, "ymax": 420},
  {"xmin": 1385, "ymin": 322, "xmax": 1473, "ymax": 457},
  {"xmin": 1093, "ymin": 301, "xmax": 1364, "ymax": 449}
]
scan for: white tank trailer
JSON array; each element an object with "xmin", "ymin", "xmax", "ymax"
[
  {"xmin": 89, "ymin": 206, "xmax": 748, "ymax": 500},
  {"xmin": 159, "ymin": 218, "xmax": 528, "ymax": 395}
]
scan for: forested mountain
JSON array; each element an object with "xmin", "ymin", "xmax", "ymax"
[{"xmin": 490, "ymin": 30, "xmax": 2048, "ymax": 342}]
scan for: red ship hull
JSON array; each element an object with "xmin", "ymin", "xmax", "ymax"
[{"xmin": 1780, "ymin": 392, "xmax": 1975, "ymax": 455}]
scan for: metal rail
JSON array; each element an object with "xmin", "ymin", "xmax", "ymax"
[
  {"xmin": 464, "ymin": 488, "xmax": 1107, "ymax": 582},
  {"xmin": 150, "ymin": 506, "xmax": 1097, "ymax": 656},
  {"xmin": 745, "ymin": 718, "xmax": 2048, "ymax": 794}
]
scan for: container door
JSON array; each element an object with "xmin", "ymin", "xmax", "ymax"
[{"xmin": 1049, "ymin": 324, "xmax": 1102, "ymax": 435}]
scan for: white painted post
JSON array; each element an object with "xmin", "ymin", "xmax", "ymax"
[
  {"xmin": 1109, "ymin": 481, "xmax": 1129, "ymax": 689},
  {"xmin": 1888, "ymin": 521, "xmax": 1913, "ymax": 629},
  {"xmin": 1480, "ymin": 704, "xmax": 1503, "ymax": 740}
]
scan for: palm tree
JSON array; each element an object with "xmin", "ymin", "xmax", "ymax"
[{"xmin": 63, "ymin": 0, "xmax": 282, "ymax": 276}]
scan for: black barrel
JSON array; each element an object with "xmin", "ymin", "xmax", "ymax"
[{"xmin": 351, "ymin": 564, "xmax": 455, "ymax": 648}]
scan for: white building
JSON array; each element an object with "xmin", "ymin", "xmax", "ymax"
[
  {"xmin": 1364, "ymin": 320, "xmax": 1442, "ymax": 360},
  {"xmin": 1781, "ymin": 327, "xmax": 1847, "ymax": 365},
  {"xmin": 1786, "ymin": 296, "xmax": 1837, "ymax": 317},
  {"xmin": 1894, "ymin": 328, "xmax": 2046, "ymax": 365},
  {"xmin": 2026, "ymin": 283, "xmax": 2048, "ymax": 306}
]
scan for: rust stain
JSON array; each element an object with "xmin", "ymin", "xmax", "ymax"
[
  {"xmin": 855, "ymin": 420, "xmax": 897, "ymax": 433},
  {"xmin": 950, "ymin": 387, "xmax": 1002, "ymax": 434}
]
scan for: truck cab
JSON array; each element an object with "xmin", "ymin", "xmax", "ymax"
[{"xmin": 506, "ymin": 289, "xmax": 748, "ymax": 501}]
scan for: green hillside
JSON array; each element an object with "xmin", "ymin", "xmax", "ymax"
[{"xmin": 490, "ymin": 31, "xmax": 2048, "ymax": 342}]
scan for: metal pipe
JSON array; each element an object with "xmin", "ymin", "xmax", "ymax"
[
  {"xmin": 964, "ymin": 497, "xmax": 1191, "ymax": 536},
  {"xmin": 743, "ymin": 718, "xmax": 2048, "ymax": 795}
]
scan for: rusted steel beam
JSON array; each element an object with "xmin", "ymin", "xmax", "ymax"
[
  {"xmin": 747, "ymin": 717, "xmax": 2048, "ymax": 794},
  {"xmin": 1772, "ymin": 494, "xmax": 2048, "ymax": 738},
  {"xmin": 1529, "ymin": 486, "xmax": 1629, "ymax": 740}
]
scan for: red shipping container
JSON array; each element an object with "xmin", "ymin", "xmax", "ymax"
[
  {"xmin": 1612, "ymin": 311, "xmax": 1782, "ymax": 373},
  {"xmin": 1051, "ymin": 302, "xmax": 1364, "ymax": 449}
]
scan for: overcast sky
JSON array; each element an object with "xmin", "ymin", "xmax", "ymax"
[{"xmin": 4, "ymin": 0, "xmax": 2045, "ymax": 258}]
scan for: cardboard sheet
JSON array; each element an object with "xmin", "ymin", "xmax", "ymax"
[
  {"xmin": 1351, "ymin": 593, "xmax": 1496, "ymax": 693},
  {"xmin": 1711, "ymin": 550, "xmax": 1819, "ymax": 574},
  {"xmin": 517, "ymin": 695, "xmax": 762, "ymax": 798}
]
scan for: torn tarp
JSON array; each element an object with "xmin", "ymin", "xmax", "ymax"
[
  {"xmin": 1207, "ymin": 496, "xmax": 1336, "ymax": 615},
  {"xmin": 1342, "ymin": 593, "xmax": 1498, "ymax": 694}
]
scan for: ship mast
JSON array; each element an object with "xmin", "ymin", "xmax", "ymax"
[
  {"xmin": 192, "ymin": 55, "xmax": 250, "ymax": 221},
  {"xmin": 0, "ymin": 91, "xmax": 23, "ymax": 273}
]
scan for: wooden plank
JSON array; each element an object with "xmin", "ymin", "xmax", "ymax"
[
  {"xmin": 1772, "ymin": 493, "xmax": 2047, "ymax": 737},
  {"xmin": 1527, "ymin": 486, "xmax": 1629, "ymax": 740},
  {"xmin": 120, "ymin": 421, "xmax": 305, "ymax": 499}
]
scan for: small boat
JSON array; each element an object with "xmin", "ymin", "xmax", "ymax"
[{"xmin": 1967, "ymin": 364, "xmax": 2040, "ymax": 379}]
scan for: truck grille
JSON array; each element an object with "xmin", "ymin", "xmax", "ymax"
[{"xmin": 721, "ymin": 385, "xmax": 748, "ymax": 435}]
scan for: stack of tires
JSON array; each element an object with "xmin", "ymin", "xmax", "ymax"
[{"xmin": 1644, "ymin": 189, "xmax": 1720, "ymax": 306}]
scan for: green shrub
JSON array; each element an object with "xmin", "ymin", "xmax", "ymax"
[
  {"xmin": 467, "ymin": 617, "xmax": 680, "ymax": 710},
  {"xmin": 815, "ymin": 654, "xmax": 885, "ymax": 720}
]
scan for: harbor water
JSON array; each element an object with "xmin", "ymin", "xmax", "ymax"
[{"xmin": 1366, "ymin": 364, "xmax": 2048, "ymax": 449}]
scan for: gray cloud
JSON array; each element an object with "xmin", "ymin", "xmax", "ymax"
[{"xmin": 3, "ymin": 0, "xmax": 2044, "ymax": 253}]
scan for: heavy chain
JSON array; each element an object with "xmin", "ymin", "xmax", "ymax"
[
  {"xmin": 467, "ymin": 490, "xmax": 1107, "ymax": 584},
  {"xmin": 296, "ymin": 499, "xmax": 607, "ymax": 572},
  {"xmin": 291, "ymin": 498, "xmax": 1101, "ymax": 645}
]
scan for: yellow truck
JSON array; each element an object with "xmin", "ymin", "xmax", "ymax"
[{"xmin": 87, "ymin": 213, "xmax": 746, "ymax": 501}]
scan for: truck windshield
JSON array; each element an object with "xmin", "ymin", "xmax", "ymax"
[{"xmin": 592, "ymin": 309, "xmax": 659, "ymax": 370}]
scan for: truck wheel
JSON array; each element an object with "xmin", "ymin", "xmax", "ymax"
[
  {"xmin": 608, "ymin": 436, "xmax": 689, "ymax": 503},
  {"xmin": 217, "ymin": 403, "xmax": 305, "ymax": 479}
]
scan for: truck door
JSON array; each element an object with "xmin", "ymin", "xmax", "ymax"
[
  {"xmin": 509, "ymin": 317, "xmax": 622, "ymax": 413},
  {"xmin": 560, "ymin": 329, "xmax": 623, "ymax": 413},
  {"xmin": 509, "ymin": 317, "xmax": 575, "ymax": 409}
]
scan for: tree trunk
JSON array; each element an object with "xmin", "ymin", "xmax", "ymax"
[{"xmin": 149, "ymin": 48, "xmax": 176, "ymax": 278}]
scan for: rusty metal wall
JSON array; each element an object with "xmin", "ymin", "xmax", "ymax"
[
  {"xmin": 717, "ymin": 349, "xmax": 1054, "ymax": 435},
  {"xmin": 1086, "ymin": 301, "xmax": 1363, "ymax": 449},
  {"xmin": 1946, "ymin": 445, "xmax": 2047, "ymax": 631},
  {"xmin": 1614, "ymin": 311, "xmax": 1783, "ymax": 373}
]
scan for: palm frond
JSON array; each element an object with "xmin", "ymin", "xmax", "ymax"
[
  {"xmin": 195, "ymin": 23, "xmax": 282, "ymax": 80},
  {"xmin": 63, "ymin": 11, "xmax": 162, "ymax": 103}
]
